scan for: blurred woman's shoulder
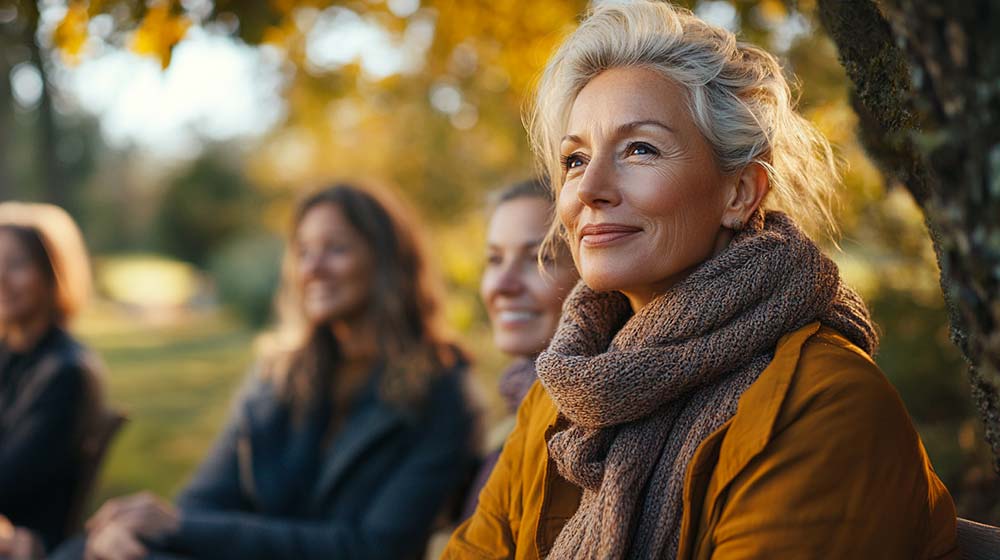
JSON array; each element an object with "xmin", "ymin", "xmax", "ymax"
[{"xmin": 15, "ymin": 328, "xmax": 101, "ymax": 397}]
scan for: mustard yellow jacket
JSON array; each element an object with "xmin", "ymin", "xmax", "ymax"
[{"xmin": 443, "ymin": 323, "xmax": 959, "ymax": 559}]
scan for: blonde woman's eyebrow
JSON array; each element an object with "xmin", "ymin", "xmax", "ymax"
[
  {"xmin": 560, "ymin": 133, "xmax": 583, "ymax": 146},
  {"xmin": 561, "ymin": 120, "xmax": 674, "ymax": 146},
  {"xmin": 614, "ymin": 119, "xmax": 675, "ymax": 136}
]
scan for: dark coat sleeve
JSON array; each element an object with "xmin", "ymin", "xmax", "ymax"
[
  {"xmin": 172, "ymin": 379, "xmax": 262, "ymax": 514},
  {"xmin": 166, "ymin": 372, "xmax": 475, "ymax": 560},
  {"xmin": 0, "ymin": 362, "xmax": 84, "ymax": 507}
]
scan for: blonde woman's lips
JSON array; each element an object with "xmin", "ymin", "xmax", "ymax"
[{"xmin": 579, "ymin": 223, "xmax": 642, "ymax": 247}]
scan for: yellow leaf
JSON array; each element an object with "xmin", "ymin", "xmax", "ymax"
[
  {"xmin": 261, "ymin": 19, "xmax": 300, "ymax": 50},
  {"xmin": 269, "ymin": 0, "xmax": 299, "ymax": 16},
  {"xmin": 53, "ymin": 2, "xmax": 90, "ymax": 64},
  {"xmin": 758, "ymin": 0, "xmax": 788, "ymax": 25},
  {"xmin": 131, "ymin": 4, "xmax": 191, "ymax": 69}
]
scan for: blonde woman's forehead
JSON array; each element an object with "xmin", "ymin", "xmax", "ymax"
[{"xmin": 563, "ymin": 68, "xmax": 693, "ymax": 145}]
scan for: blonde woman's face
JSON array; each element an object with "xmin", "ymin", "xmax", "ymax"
[
  {"xmin": 481, "ymin": 197, "xmax": 578, "ymax": 358},
  {"xmin": 0, "ymin": 230, "xmax": 53, "ymax": 329},
  {"xmin": 557, "ymin": 66, "xmax": 733, "ymax": 310},
  {"xmin": 294, "ymin": 203, "xmax": 374, "ymax": 327}
]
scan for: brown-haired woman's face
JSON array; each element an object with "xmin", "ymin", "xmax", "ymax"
[
  {"xmin": 294, "ymin": 203, "xmax": 375, "ymax": 327},
  {"xmin": 0, "ymin": 230, "xmax": 53, "ymax": 329},
  {"xmin": 557, "ymin": 66, "xmax": 731, "ymax": 308},
  {"xmin": 481, "ymin": 197, "xmax": 578, "ymax": 358}
]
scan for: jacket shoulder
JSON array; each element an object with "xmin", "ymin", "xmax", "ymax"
[
  {"xmin": 20, "ymin": 331, "xmax": 97, "ymax": 398},
  {"xmin": 787, "ymin": 327, "xmax": 894, "ymax": 406},
  {"xmin": 43, "ymin": 330, "xmax": 93, "ymax": 374},
  {"xmin": 774, "ymin": 326, "xmax": 921, "ymax": 457}
]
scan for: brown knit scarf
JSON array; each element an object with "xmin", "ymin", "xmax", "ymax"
[{"xmin": 536, "ymin": 211, "xmax": 878, "ymax": 559}]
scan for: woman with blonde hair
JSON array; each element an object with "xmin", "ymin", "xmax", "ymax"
[
  {"xmin": 0, "ymin": 202, "xmax": 104, "ymax": 556},
  {"xmin": 445, "ymin": 2, "xmax": 957, "ymax": 558},
  {"xmin": 460, "ymin": 178, "xmax": 578, "ymax": 519},
  {"xmin": 70, "ymin": 183, "xmax": 477, "ymax": 560}
]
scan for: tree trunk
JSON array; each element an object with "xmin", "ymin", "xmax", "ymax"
[
  {"xmin": 817, "ymin": 0, "xmax": 1000, "ymax": 470},
  {"xmin": 24, "ymin": 11, "xmax": 65, "ymax": 208},
  {"xmin": 0, "ymin": 31, "xmax": 13, "ymax": 201}
]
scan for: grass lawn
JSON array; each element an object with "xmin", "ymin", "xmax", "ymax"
[{"xmin": 76, "ymin": 305, "xmax": 257, "ymax": 507}]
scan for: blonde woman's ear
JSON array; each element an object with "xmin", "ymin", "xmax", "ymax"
[{"xmin": 723, "ymin": 162, "xmax": 770, "ymax": 229}]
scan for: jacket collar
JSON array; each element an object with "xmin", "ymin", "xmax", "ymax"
[
  {"xmin": 242, "ymin": 383, "xmax": 326, "ymax": 514},
  {"xmin": 711, "ymin": 321, "xmax": 822, "ymax": 490},
  {"xmin": 307, "ymin": 396, "xmax": 405, "ymax": 509},
  {"xmin": 241, "ymin": 364, "xmax": 407, "ymax": 513}
]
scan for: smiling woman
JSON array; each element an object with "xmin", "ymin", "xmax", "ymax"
[
  {"xmin": 444, "ymin": 2, "xmax": 959, "ymax": 559},
  {"xmin": 480, "ymin": 180, "xmax": 578, "ymax": 360},
  {"xmin": 0, "ymin": 203, "xmax": 104, "ymax": 556},
  {"xmin": 55, "ymin": 184, "xmax": 477, "ymax": 560},
  {"xmin": 457, "ymin": 179, "xmax": 578, "ymax": 521},
  {"xmin": 557, "ymin": 66, "xmax": 739, "ymax": 309}
]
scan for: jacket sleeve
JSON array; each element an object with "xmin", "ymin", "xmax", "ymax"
[
  {"xmin": 708, "ymin": 340, "xmax": 959, "ymax": 560},
  {"xmin": 172, "ymin": 413, "xmax": 251, "ymax": 513},
  {"xmin": 167, "ymin": 372, "xmax": 476, "ymax": 560},
  {"xmin": 173, "ymin": 377, "xmax": 264, "ymax": 513},
  {"xmin": 441, "ymin": 383, "xmax": 543, "ymax": 559},
  {"xmin": 0, "ymin": 362, "xmax": 84, "ymax": 507}
]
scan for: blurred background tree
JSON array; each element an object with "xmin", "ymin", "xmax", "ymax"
[
  {"xmin": 1, "ymin": 0, "xmax": 996, "ymax": 523},
  {"xmin": 817, "ymin": 0, "xmax": 1000, "ymax": 488}
]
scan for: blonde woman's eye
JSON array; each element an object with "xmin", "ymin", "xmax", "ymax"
[
  {"xmin": 627, "ymin": 142, "xmax": 658, "ymax": 157},
  {"xmin": 560, "ymin": 153, "xmax": 586, "ymax": 171}
]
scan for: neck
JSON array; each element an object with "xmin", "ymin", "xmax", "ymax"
[
  {"xmin": 2, "ymin": 313, "xmax": 53, "ymax": 353},
  {"xmin": 624, "ymin": 277, "xmax": 680, "ymax": 313},
  {"xmin": 624, "ymin": 227, "xmax": 736, "ymax": 313},
  {"xmin": 330, "ymin": 315, "xmax": 378, "ymax": 370}
]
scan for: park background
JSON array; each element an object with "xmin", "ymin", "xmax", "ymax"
[{"xmin": 2, "ymin": 0, "xmax": 998, "ymax": 524}]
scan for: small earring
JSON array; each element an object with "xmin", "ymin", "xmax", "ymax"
[{"xmin": 728, "ymin": 218, "xmax": 744, "ymax": 231}]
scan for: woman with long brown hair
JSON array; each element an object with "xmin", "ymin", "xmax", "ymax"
[
  {"xmin": 0, "ymin": 202, "xmax": 104, "ymax": 558},
  {"xmin": 71, "ymin": 183, "xmax": 476, "ymax": 560}
]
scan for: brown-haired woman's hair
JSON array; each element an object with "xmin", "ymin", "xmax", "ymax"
[
  {"xmin": 262, "ymin": 183, "xmax": 463, "ymax": 417},
  {"xmin": 0, "ymin": 202, "xmax": 93, "ymax": 327}
]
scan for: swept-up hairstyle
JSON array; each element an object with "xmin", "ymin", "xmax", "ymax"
[{"xmin": 529, "ymin": 0, "xmax": 841, "ymax": 246}]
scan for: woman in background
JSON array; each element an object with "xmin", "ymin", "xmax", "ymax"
[
  {"xmin": 0, "ymin": 202, "xmax": 104, "ymax": 557},
  {"xmin": 75, "ymin": 183, "xmax": 477, "ymax": 560},
  {"xmin": 461, "ymin": 179, "xmax": 578, "ymax": 519}
]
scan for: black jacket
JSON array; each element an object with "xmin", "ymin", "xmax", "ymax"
[
  {"xmin": 161, "ymin": 362, "xmax": 477, "ymax": 560},
  {"xmin": 0, "ymin": 327, "xmax": 95, "ymax": 551}
]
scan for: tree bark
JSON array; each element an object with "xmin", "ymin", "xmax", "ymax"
[
  {"xmin": 818, "ymin": 0, "xmax": 1000, "ymax": 470},
  {"xmin": 24, "ymin": 4, "xmax": 65, "ymax": 208},
  {"xmin": 0, "ymin": 30, "xmax": 14, "ymax": 201}
]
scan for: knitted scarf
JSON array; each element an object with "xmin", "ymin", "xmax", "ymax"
[{"xmin": 537, "ymin": 211, "xmax": 878, "ymax": 559}]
